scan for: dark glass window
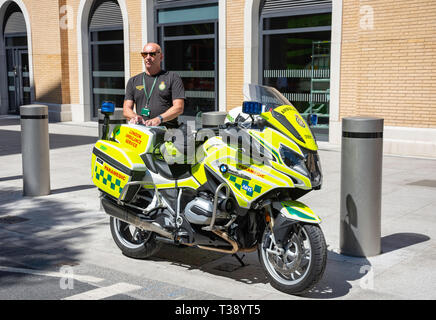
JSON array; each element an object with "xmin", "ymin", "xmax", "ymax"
[
  {"xmin": 165, "ymin": 38, "xmax": 215, "ymax": 71},
  {"xmin": 91, "ymin": 43, "xmax": 124, "ymax": 71},
  {"xmin": 262, "ymin": 11, "xmax": 331, "ymax": 140},
  {"xmin": 164, "ymin": 23, "xmax": 214, "ymax": 37},
  {"xmin": 158, "ymin": 15, "xmax": 218, "ymax": 116},
  {"xmin": 90, "ymin": 35, "xmax": 125, "ymax": 117},
  {"xmin": 263, "ymin": 13, "xmax": 331, "ymax": 30},
  {"xmin": 91, "ymin": 30, "xmax": 123, "ymax": 41},
  {"xmin": 5, "ymin": 36, "xmax": 27, "ymax": 47}
]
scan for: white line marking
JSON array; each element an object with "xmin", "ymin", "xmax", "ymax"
[
  {"xmin": 0, "ymin": 266, "xmax": 104, "ymax": 284},
  {"xmin": 63, "ymin": 282, "xmax": 142, "ymax": 300}
]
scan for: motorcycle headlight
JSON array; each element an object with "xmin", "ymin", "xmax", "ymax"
[{"xmin": 279, "ymin": 145, "xmax": 308, "ymax": 176}]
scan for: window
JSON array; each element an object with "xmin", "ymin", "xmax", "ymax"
[
  {"xmin": 89, "ymin": 0, "xmax": 124, "ymax": 118},
  {"xmin": 261, "ymin": 4, "xmax": 332, "ymax": 141},
  {"xmin": 156, "ymin": 2, "xmax": 218, "ymax": 116}
]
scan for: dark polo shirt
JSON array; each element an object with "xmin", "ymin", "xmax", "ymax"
[{"xmin": 125, "ymin": 70, "xmax": 185, "ymax": 128}]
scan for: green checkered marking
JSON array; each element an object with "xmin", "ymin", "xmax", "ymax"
[
  {"xmin": 94, "ymin": 165, "xmax": 123, "ymax": 193},
  {"xmin": 227, "ymin": 175, "xmax": 262, "ymax": 197}
]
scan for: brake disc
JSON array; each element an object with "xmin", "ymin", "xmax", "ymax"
[{"xmin": 268, "ymin": 233, "xmax": 304, "ymax": 277}]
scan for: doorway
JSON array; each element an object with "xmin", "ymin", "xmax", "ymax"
[
  {"xmin": 88, "ymin": 0, "xmax": 125, "ymax": 119},
  {"xmin": 2, "ymin": 3, "xmax": 30, "ymax": 114},
  {"xmin": 6, "ymin": 44, "xmax": 30, "ymax": 114}
]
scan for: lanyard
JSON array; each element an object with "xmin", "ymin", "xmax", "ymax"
[{"xmin": 142, "ymin": 75, "xmax": 158, "ymax": 107}]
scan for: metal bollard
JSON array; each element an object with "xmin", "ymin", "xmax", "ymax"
[
  {"xmin": 340, "ymin": 117, "xmax": 384, "ymax": 257},
  {"xmin": 20, "ymin": 104, "xmax": 50, "ymax": 196},
  {"xmin": 98, "ymin": 108, "xmax": 126, "ymax": 139}
]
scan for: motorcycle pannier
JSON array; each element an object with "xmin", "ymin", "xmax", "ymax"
[{"xmin": 91, "ymin": 140, "xmax": 148, "ymax": 202}]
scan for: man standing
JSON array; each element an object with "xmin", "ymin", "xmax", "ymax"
[{"xmin": 123, "ymin": 43, "xmax": 185, "ymax": 128}]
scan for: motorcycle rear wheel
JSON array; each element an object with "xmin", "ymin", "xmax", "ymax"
[
  {"xmin": 110, "ymin": 217, "xmax": 162, "ymax": 259},
  {"xmin": 259, "ymin": 223, "xmax": 327, "ymax": 295}
]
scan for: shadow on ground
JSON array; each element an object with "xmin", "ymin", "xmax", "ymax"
[
  {"xmin": 0, "ymin": 129, "xmax": 97, "ymax": 156},
  {"xmin": 0, "ymin": 186, "xmax": 102, "ymax": 289},
  {"xmin": 147, "ymin": 231, "xmax": 430, "ymax": 299},
  {"xmin": 0, "ymin": 181, "xmax": 431, "ymax": 298}
]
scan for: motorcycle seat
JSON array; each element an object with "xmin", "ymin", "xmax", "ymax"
[
  {"xmin": 147, "ymin": 156, "xmax": 192, "ymax": 180},
  {"xmin": 155, "ymin": 160, "xmax": 192, "ymax": 180}
]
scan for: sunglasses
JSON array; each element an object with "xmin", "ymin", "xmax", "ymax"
[{"xmin": 141, "ymin": 51, "xmax": 160, "ymax": 58}]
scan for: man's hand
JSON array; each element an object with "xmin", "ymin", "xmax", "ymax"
[
  {"xmin": 145, "ymin": 117, "xmax": 162, "ymax": 126},
  {"xmin": 128, "ymin": 115, "xmax": 146, "ymax": 125}
]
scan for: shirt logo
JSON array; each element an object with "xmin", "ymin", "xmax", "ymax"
[
  {"xmin": 136, "ymin": 85, "xmax": 144, "ymax": 91},
  {"xmin": 159, "ymin": 81, "xmax": 166, "ymax": 91}
]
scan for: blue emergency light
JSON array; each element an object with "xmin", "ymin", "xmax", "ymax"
[
  {"xmin": 101, "ymin": 101, "xmax": 115, "ymax": 114},
  {"xmin": 309, "ymin": 114, "xmax": 318, "ymax": 126},
  {"xmin": 242, "ymin": 101, "xmax": 263, "ymax": 115}
]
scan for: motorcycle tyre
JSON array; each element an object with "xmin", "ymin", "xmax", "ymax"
[
  {"xmin": 110, "ymin": 217, "xmax": 162, "ymax": 259},
  {"xmin": 259, "ymin": 223, "xmax": 327, "ymax": 296}
]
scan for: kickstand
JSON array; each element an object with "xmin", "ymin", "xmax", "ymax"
[{"xmin": 232, "ymin": 253, "xmax": 246, "ymax": 267}]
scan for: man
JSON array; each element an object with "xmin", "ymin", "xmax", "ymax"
[{"xmin": 123, "ymin": 43, "xmax": 185, "ymax": 128}]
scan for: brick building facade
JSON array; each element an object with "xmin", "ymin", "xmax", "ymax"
[{"xmin": 0, "ymin": 0, "xmax": 435, "ymax": 157}]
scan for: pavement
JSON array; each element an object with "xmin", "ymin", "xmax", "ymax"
[{"xmin": 1, "ymin": 114, "xmax": 436, "ymax": 300}]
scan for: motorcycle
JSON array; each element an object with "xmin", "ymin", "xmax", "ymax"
[{"xmin": 91, "ymin": 84, "xmax": 327, "ymax": 295}]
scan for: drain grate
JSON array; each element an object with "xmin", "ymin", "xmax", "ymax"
[
  {"xmin": 407, "ymin": 180, "xmax": 436, "ymax": 188},
  {"xmin": 0, "ymin": 215, "xmax": 29, "ymax": 224}
]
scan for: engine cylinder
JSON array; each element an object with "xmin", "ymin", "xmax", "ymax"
[{"xmin": 184, "ymin": 196, "xmax": 230, "ymax": 225}]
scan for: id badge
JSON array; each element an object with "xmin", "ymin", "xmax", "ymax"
[{"xmin": 140, "ymin": 107, "xmax": 150, "ymax": 117}]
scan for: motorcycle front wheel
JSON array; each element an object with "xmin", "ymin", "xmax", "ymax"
[
  {"xmin": 259, "ymin": 223, "xmax": 327, "ymax": 295},
  {"xmin": 110, "ymin": 217, "xmax": 162, "ymax": 259}
]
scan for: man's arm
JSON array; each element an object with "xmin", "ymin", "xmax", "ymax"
[
  {"xmin": 145, "ymin": 98, "xmax": 184, "ymax": 126},
  {"xmin": 123, "ymin": 99, "xmax": 145, "ymax": 124}
]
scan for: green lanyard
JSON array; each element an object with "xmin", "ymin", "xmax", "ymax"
[{"xmin": 142, "ymin": 75, "xmax": 158, "ymax": 107}]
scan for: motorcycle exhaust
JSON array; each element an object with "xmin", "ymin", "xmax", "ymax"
[{"xmin": 101, "ymin": 196, "xmax": 174, "ymax": 240}]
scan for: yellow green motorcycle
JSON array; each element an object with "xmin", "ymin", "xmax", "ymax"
[{"xmin": 91, "ymin": 84, "xmax": 327, "ymax": 295}]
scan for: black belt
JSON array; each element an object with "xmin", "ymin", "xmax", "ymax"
[
  {"xmin": 342, "ymin": 131, "xmax": 383, "ymax": 139},
  {"xmin": 21, "ymin": 115, "xmax": 48, "ymax": 119}
]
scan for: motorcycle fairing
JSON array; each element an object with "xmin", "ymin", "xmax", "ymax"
[
  {"xmin": 261, "ymin": 105, "xmax": 318, "ymax": 151},
  {"xmin": 273, "ymin": 200, "xmax": 321, "ymax": 224},
  {"xmin": 111, "ymin": 124, "xmax": 164, "ymax": 155},
  {"xmin": 248, "ymin": 127, "xmax": 304, "ymax": 161},
  {"xmin": 141, "ymin": 174, "xmax": 201, "ymax": 190},
  {"xmin": 248, "ymin": 128, "xmax": 313, "ymax": 189},
  {"xmin": 199, "ymin": 137, "xmax": 296, "ymax": 208}
]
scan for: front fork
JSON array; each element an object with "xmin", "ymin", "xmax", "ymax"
[{"xmin": 263, "ymin": 204, "xmax": 285, "ymax": 256}]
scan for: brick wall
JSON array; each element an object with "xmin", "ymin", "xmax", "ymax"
[
  {"xmin": 226, "ymin": 0, "xmax": 245, "ymax": 109},
  {"xmin": 25, "ymin": 0, "xmax": 142, "ymax": 106},
  {"xmin": 62, "ymin": 0, "xmax": 82, "ymax": 105},
  {"xmin": 26, "ymin": 0, "xmax": 63, "ymax": 104},
  {"xmin": 126, "ymin": 0, "xmax": 143, "ymax": 78},
  {"xmin": 340, "ymin": 0, "xmax": 436, "ymax": 127}
]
